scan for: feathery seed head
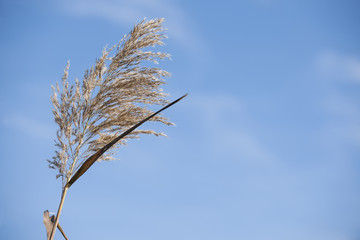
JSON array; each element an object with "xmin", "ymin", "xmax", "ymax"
[{"xmin": 48, "ymin": 18, "xmax": 172, "ymax": 187}]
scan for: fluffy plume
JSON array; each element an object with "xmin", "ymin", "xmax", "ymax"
[{"xmin": 48, "ymin": 18, "xmax": 172, "ymax": 187}]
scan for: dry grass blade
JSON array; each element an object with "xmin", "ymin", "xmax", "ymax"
[{"xmin": 66, "ymin": 93, "xmax": 187, "ymax": 188}]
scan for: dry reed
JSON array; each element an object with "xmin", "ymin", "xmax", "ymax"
[
  {"xmin": 46, "ymin": 18, "xmax": 186, "ymax": 240},
  {"xmin": 48, "ymin": 18, "xmax": 172, "ymax": 187}
]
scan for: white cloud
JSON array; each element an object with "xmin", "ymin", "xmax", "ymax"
[
  {"xmin": 314, "ymin": 51, "xmax": 360, "ymax": 148},
  {"xmin": 316, "ymin": 51, "xmax": 360, "ymax": 83},
  {"xmin": 322, "ymin": 93, "xmax": 360, "ymax": 120},
  {"xmin": 1, "ymin": 114, "xmax": 55, "ymax": 140},
  {"xmin": 57, "ymin": 0, "xmax": 202, "ymax": 51},
  {"xmin": 320, "ymin": 94, "xmax": 360, "ymax": 147},
  {"xmin": 187, "ymin": 93, "xmax": 275, "ymax": 163}
]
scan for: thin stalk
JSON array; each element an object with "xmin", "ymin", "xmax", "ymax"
[
  {"xmin": 48, "ymin": 187, "xmax": 69, "ymax": 240},
  {"xmin": 49, "ymin": 105, "xmax": 92, "ymax": 239},
  {"xmin": 57, "ymin": 223, "xmax": 69, "ymax": 240},
  {"xmin": 48, "ymin": 114, "xmax": 90, "ymax": 239},
  {"xmin": 47, "ymin": 94, "xmax": 187, "ymax": 239},
  {"xmin": 58, "ymin": 223, "xmax": 69, "ymax": 240}
]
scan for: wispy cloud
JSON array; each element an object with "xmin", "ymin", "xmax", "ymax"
[
  {"xmin": 316, "ymin": 51, "xmax": 360, "ymax": 83},
  {"xmin": 314, "ymin": 51, "xmax": 360, "ymax": 148},
  {"xmin": 187, "ymin": 93, "xmax": 275, "ymax": 163},
  {"xmin": 57, "ymin": 0, "xmax": 203, "ymax": 51},
  {"xmin": 320, "ymin": 94, "xmax": 360, "ymax": 147},
  {"xmin": 1, "ymin": 113, "xmax": 55, "ymax": 140}
]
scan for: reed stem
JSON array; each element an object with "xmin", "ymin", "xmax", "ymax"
[{"xmin": 48, "ymin": 187, "xmax": 68, "ymax": 240}]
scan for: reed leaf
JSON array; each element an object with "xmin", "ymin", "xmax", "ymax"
[{"xmin": 66, "ymin": 93, "xmax": 187, "ymax": 188}]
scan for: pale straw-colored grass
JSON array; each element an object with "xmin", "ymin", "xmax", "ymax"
[
  {"xmin": 46, "ymin": 18, "xmax": 186, "ymax": 240},
  {"xmin": 48, "ymin": 18, "xmax": 173, "ymax": 187}
]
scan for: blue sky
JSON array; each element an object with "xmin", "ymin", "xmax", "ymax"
[{"xmin": 0, "ymin": 0, "xmax": 359, "ymax": 239}]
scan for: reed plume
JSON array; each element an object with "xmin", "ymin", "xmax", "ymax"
[{"xmin": 46, "ymin": 18, "xmax": 186, "ymax": 240}]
